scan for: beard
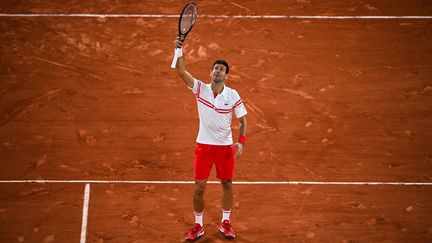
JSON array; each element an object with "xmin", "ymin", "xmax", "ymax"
[{"xmin": 212, "ymin": 74, "xmax": 224, "ymax": 83}]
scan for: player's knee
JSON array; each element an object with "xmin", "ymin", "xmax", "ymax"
[
  {"xmin": 194, "ymin": 182, "xmax": 206, "ymax": 196},
  {"xmin": 221, "ymin": 180, "xmax": 232, "ymax": 190}
]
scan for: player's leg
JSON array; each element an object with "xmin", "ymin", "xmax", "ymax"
[
  {"xmin": 186, "ymin": 144, "xmax": 212, "ymax": 241},
  {"xmin": 186, "ymin": 182, "xmax": 208, "ymax": 241},
  {"xmin": 193, "ymin": 144, "xmax": 212, "ymax": 215},
  {"xmin": 215, "ymin": 146, "xmax": 236, "ymax": 239},
  {"xmin": 193, "ymin": 180, "xmax": 207, "ymax": 218},
  {"xmin": 221, "ymin": 180, "xmax": 233, "ymax": 212}
]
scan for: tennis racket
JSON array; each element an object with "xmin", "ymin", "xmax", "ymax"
[{"xmin": 170, "ymin": 2, "xmax": 198, "ymax": 68}]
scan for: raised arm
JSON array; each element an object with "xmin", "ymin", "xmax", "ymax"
[{"xmin": 174, "ymin": 37, "xmax": 194, "ymax": 88}]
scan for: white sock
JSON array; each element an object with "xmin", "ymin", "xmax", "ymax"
[
  {"xmin": 194, "ymin": 211, "xmax": 203, "ymax": 226},
  {"xmin": 222, "ymin": 209, "xmax": 231, "ymax": 222}
]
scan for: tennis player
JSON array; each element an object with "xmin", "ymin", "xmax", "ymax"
[{"xmin": 173, "ymin": 37, "xmax": 247, "ymax": 241}]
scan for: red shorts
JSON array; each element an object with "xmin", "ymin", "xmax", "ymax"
[{"xmin": 194, "ymin": 143, "xmax": 235, "ymax": 180}]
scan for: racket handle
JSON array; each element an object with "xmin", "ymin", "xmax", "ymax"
[{"xmin": 170, "ymin": 48, "xmax": 183, "ymax": 68}]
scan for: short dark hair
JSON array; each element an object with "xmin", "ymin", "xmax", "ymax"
[{"xmin": 213, "ymin": 60, "xmax": 229, "ymax": 74}]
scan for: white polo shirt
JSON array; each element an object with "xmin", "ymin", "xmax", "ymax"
[{"xmin": 189, "ymin": 78, "xmax": 247, "ymax": 145}]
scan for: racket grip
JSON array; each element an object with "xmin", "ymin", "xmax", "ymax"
[{"xmin": 170, "ymin": 48, "xmax": 183, "ymax": 68}]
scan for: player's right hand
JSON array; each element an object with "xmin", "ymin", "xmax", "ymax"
[{"xmin": 174, "ymin": 36, "xmax": 183, "ymax": 49}]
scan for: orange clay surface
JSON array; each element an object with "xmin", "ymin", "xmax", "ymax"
[{"xmin": 0, "ymin": 1, "xmax": 432, "ymax": 242}]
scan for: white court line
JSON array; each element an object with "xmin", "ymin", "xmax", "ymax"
[
  {"xmin": 204, "ymin": 15, "xmax": 432, "ymax": 19},
  {"xmin": 80, "ymin": 183, "xmax": 90, "ymax": 243},
  {"xmin": 0, "ymin": 13, "xmax": 431, "ymax": 19},
  {"xmin": 0, "ymin": 180, "xmax": 431, "ymax": 186}
]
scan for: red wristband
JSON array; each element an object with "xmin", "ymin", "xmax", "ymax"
[{"xmin": 238, "ymin": 135, "xmax": 246, "ymax": 145}]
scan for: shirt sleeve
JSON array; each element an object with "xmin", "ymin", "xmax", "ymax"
[
  {"xmin": 188, "ymin": 78, "xmax": 203, "ymax": 97},
  {"xmin": 232, "ymin": 90, "xmax": 247, "ymax": 118}
]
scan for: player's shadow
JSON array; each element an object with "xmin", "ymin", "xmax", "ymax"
[{"xmin": 197, "ymin": 232, "xmax": 241, "ymax": 242}]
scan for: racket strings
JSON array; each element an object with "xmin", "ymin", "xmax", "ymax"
[{"xmin": 180, "ymin": 6, "xmax": 197, "ymax": 35}]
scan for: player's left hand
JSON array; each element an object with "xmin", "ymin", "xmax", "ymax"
[{"xmin": 233, "ymin": 142, "xmax": 244, "ymax": 159}]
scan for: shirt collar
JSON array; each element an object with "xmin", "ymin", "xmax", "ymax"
[{"xmin": 209, "ymin": 83, "xmax": 227, "ymax": 98}]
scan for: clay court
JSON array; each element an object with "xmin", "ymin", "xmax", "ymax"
[{"xmin": 1, "ymin": 0, "xmax": 432, "ymax": 242}]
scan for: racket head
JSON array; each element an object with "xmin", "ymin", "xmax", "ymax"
[{"xmin": 178, "ymin": 2, "xmax": 198, "ymax": 41}]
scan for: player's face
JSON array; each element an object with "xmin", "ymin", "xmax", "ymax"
[{"xmin": 211, "ymin": 64, "xmax": 228, "ymax": 83}]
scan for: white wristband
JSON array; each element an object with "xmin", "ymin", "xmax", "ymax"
[{"xmin": 175, "ymin": 47, "xmax": 183, "ymax": 57}]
